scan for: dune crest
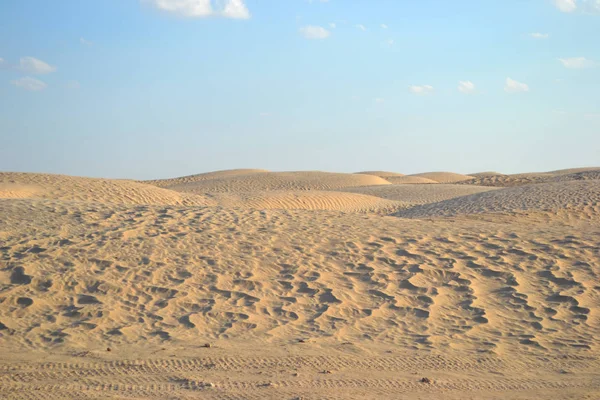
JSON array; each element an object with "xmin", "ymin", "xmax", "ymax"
[{"xmin": 409, "ymin": 172, "xmax": 474, "ymax": 183}]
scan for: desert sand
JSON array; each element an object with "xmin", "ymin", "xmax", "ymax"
[{"xmin": 1, "ymin": 167, "xmax": 599, "ymax": 399}]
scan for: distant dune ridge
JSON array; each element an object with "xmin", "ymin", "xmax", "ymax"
[
  {"xmin": 342, "ymin": 184, "xmax": 499, "ymax": 204},
  {"xmin": 1, "ymin": 166, "xmax": 599, "ymax": 399},
  {"xmin": 355, "ymin": 171, "xmax": 405, "ymax": 178},
  {"xmin": 396, "ymin": 180, "xmax": 600, "ymax": 218},
  {"xmin": 408, "ymin": 172, "xmax": 474, "ymax": 183},
  {"xmin": 149, "ymin": 171, "xmax": 392, "ymax": 194}
]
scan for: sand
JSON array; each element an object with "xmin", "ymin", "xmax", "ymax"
[
  {"xmin": 384, "ymin": 176, "xmax": 439, "ymax": 185},
  {"xmin": 461, "ymin": 167, "xmax": 600, "ymax": 187},
  {"xmin": 356, "ymin": 171, "xmax": 405, "ymax": 178},
  {"xmin": 409, "ymin": 172, "xmax": 474, "ymax": 183},
  {"xmin": 1, "ymin": 168, "xmax": 599, "ymax": 399},
  {"xmin": 149, "ymin": 170, "xmax": 391, "ymax": 193},
  {"xmin": 341, "ymin": 183, "xmax": 499, "ymax": 204}
]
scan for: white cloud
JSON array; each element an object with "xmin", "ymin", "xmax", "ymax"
[
  {"xmin": 350, "ymin": 95, "xmax": 360, "ymax": 100},
  {"xmin": 409, "ymin": 85, "xmax": 434, "ymax": 95},
  {"xmin": 355, "ymin": 24, "xmax": 367, "ymax": 31},
  {"xmin": 504, "ymin": 77, "xmax": 529, "ymax": 93},
  {"xmin": 145, "ymin": 0, "xmax": 212, "ymax": 17},
  {"xmin": 374, "ymin": 98, "xmax": 385, "ymax": 103},
  {"xmin": 80, "ymin": 37, "xmax": 93, "ymax": 46},
  {"xmin": 554, "ymin": 0, "xmax": 577, "ymax": 12},
  {"xmin": 530, "ymin": 32, "xmax": 549, "ymax": 39},
  {"xmin": 458, "ymin": 81, "xmax": 476, "ymax": 94},
  {"xmin": 18, "ymin": 57, "xmax": 56, "ymax": 74},
  {"xmin": 385, "ymin": 39, "xmax": 394, "ymax": 46},
  {"xmin": 259, "ymin": 112, "xmax": 271, "ymax": 117},
  {"xmin": 558, "ymin": 57, "xmax": 596, "ymax": 69},
  {"xmin": 11, "ymin": 77, "xmax": 47, "ymax": 91},
  {"xmin": 221, "ymin": 0, "xmax": 250, "ymax": 19},
  {"xmin": 381, "ymin": 24, "xmax": 388, "ymax": 29},
  {"xmin": 143, "ymin": 0, "xmax": 250, "ymax": 19},
  {"xmin": 299, "ymin": 25, "xmax": 330, "ymax": 39},
  {"xmin": 329, "ymin": 22, "xmax": 336, "ymax": 29}
]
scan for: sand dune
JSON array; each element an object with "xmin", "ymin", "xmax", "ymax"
[
  {"xmin": 356, "ymin": 171, "xmax": 405, "ymax": 178},
  {"xmin": 409, "ymin": 172, "xmax": 474, "ymax": 183},
  {"xmin": 0, "ymin": 172, "xmax": 215, "ymax": 206},
  {"xmin": 209, "ymin": 190, "xmax": 406, "ymax": 213},
  {"xmin": 146, "ymin": 168, "xmax": 269, "ymax": 188},
  {"xmin": 396, "ymin": 180, "xmax": 600, "ymax": 218},
  {"xmin": 469, "ymin": 171, "xmax": 505, "ymax": 177},
  {"xmin": 547, "ymin": 166, "xmax": 600, "ymax": 175},
  {"xmin": 156, "ymin": 171, "xmax": 391, "ymax": 193},
  {"xmin": 1, "ymin": 168, "xmax": 599, "ymax": 399},
  {"xmin": 461, "ymin": 167, "xmax": 600, "ymax": 187},
  {"xmin": 341, "ymin": 184, "xmax": 499, "ymax": 204},
  {"xmin": 384, "ymin": 176, "xmax": 438, "ymax": 185}
]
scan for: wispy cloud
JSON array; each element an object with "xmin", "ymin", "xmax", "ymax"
[
  {"xmin": 355, "ymin": 24, "xmax": 367, "ymax": 31},
  {"xmin": 18, "ymin": 57, "xmax": 56, "ymax": 74},
  {"xmin": 381, "ymin": 24, "xmax": 388, "ymax": 29},
  {"xmin": 299, "ymin": 25, "xmax": 330, "ymax": 39},
  {"xmin": 80, "ymin": 37, "xmax": 93, "ymax": 46},
  {"xmin": 554, "ymin": 0, "xmax": 577, "ymax": 12},
  {"xmin": 11, "ymin": 76, "xmax": 47, "ymax": 91},
  {"xmin": 504, "ymin": 77, "xmax": 529, "ymax": 93},
  {"xmin": 385, "ymin": 39, "xmax": 394, "ymax": 46},
  {"xmin": 559, "ymin": 57, "xmax": 597, "ymax": 69},
  {"xmin": 143, "ymin": 0, "xmax": 250, "ymax": 19},
  {"xmin": 458, "ymin": 81, "xmax": 476, "ymax": 94},
  {"xmin": 409, "ymin": 85, "xmax": 434, "ymax": 95},
  {"xmin": 329, "ymin": 22, "xmax": 336, "ymax": 29},
  {"xmin": 374, "ymin": 98, "xmax": 385, "ymax": 103},
  {"xmin": 530, "ymin": 32, "xmax": 549, "ymax": 39}
]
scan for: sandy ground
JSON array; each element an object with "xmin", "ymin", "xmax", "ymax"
[{"xmin": 1, "ymin": 168, "xmax": 599, "ymax": 399}]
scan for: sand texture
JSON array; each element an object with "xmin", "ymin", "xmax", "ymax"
[
  {"xmin": 1, "ymin": 168, "xmax": 599, "ymax": 399},
  {"xmin": 461, "ymin": 167, "xmax": 600, "ymax": 187},
  {"xmin": 148, "ymin": 171, "xmax": 391, "ymax": 194},
  {"xmin": 341, "ymin": 183, "xmax": 499, "ymax": 204},
  {"xmin": 356, "ymin": 171, "xmax": 405, "ymax": 178},
  {"xmin": 383, "ymin": 176, "xmax": 439, "ymax": 185},
  {"xmin": 409, "ymin": 172, "xmax": 474, "ymax": 183}
]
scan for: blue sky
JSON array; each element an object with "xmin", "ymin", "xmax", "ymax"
[{"xmin": 1, "ymin": 0, "xmax": 599, "ymax": 179}]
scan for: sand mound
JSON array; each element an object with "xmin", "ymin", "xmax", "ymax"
[
  {"xmin": 462, "ymin": 168, "xmax": 600, "ymax": 187},
  {"xmin": 469, "ymin": 171, "xmax": 505, "ymax": 177},
  {"xmin": 209, "ymin": 190, "xmax": 406, "ymax": 213},
  {"xmin": 409, "ymin": 172, "xmax": 474, "ymax": 183},
  {"xmin": 0, "ymin": 183, "xmax": 41, "ymax": 199},
  {"xmin": 356, "ymin": 171, "xmax": 405, "ymax": 178},
  {"xmin": 160, "ymin": 171, "xmax": 391, "ymax": 193},
  {"xmin": 0, "ymin": 172, "xmax": 214, "ymax": 206},
  {"xmin": 145, "ymin": 169, "xmax": 269, "ymax": 188},
  {"xmin": 551, "ymin": 170, "xmax": 600, "ymax": 182},
  {"xmin": 547, "ymin": 167, "xmax": 600, "ymax": 175},
  {"xmin": 385, "ymin": 176, "xmax": 438, "ymax": 185},
  {"xmin": 396, "ymin": 180, "xmax": 600, "ymax": 218},
  {"xmin": 342, "ymin": 184, "xmax": 499, "ymax": 205}
]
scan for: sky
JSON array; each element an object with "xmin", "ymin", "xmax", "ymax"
[{"xmin": 0, "ymin": 0, "xmax": 599, "ymax": 179}]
